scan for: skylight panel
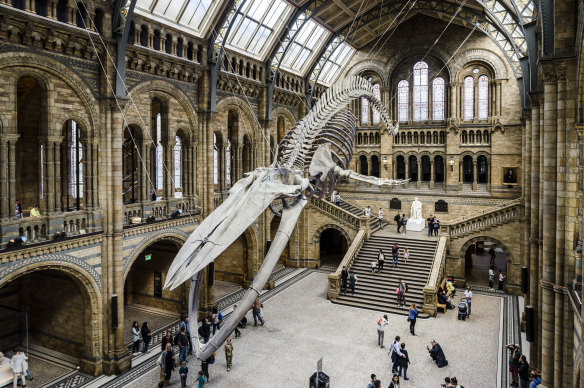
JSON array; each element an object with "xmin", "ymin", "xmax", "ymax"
[
  {"xmin": 153, "ymin": 0, "xmax": 184, "ymax": 20},
  {"xmin": 179, "ymin": 0, "xmax": 213, "ymax": 30},
  {"xmin": 315, "ymin": 42, "xmax": 356, "ymax": 86},
  {"xmin": 280, "ymin": 19, "xmax": 329, "ymax": 75}
]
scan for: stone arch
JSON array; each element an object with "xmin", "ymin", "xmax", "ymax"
[
  {"xmin": 0, "ymin": 51, "xmax": 100, "ymax": 135},
  {"xmin": 387, "ymin": 51, "xmax": 453, "ymax": 85},
  {"xmin": 271, "ymin": 106, "xmax": 296, "ymax": 128},
  {"xmin": 344, "ymin": 59, "xmax": 387, "ymax": 85},
  {"xmin": 450, "ymin": 48, "xmax": 509, "ymax": 81},
  {"xmin": 123, "ymin": 228, "xmax": 189, "ymax": 280},
  {"xmin": 313, "ymin": 224, "xmax": 352, "ymax": 245},
  {"xmin": 216, "ymin": 96, "xmax": 258, "ymax": 138},
  {"xmin": 458, "ymin": 235, "xmax": 513, "ymax": 262},
  {"xmin": 57, "ymin": 114, "xmax": 93, "ymax": 139}
]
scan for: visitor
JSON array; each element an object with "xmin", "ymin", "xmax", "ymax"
[
  {"xmin": 378, "ymin": 208, "xmax": 384, "ymax": 229},
  {"xmin": 180, "ymin": 317, "xmax": 192, "ymax": 354},
  {"xmin": 489, "ymin": 245, "xmax": 497, "ymax": 265},
  {"xmin": 233, "ymin": 305, "xmax": 241, "ymax": 337},
  {"xmin": 195, "ymin": 370, "xmax": 207, "ymax": 387},
  {"xmin": 224, "ymin": 338, "xmax": 233, "ymax": 371},
  {"xmin": 433, "ymin": 217, "xmax": 440, "ymax": 236},
  {"xmin": 464, "ymin": 286, "xmax": 472, "ymax": 317},
  {"xmin": 518, "ymin": 355, "xmax": 529, "ymax": 388},
  {"xmin": 401, "ymin": 215, "xmax": 408, "ymax": 235},
  {"xmin": 377, "ymin": 314, "xmax": 388, "ymax": 348},
  {"xmin": 162, "ymin": 343, "xmax": 175, "ymax": 386},
  {"xmin": 394, "ymin": 211, "xmax": 401, "ymax": 233},
  {"xmin": 529, "ymin": 371, "xmax": 541, "ymax": 388},
  {"xmin": 377, "ymin": 250, "xmax": 385, "ymax": 273},
  {"xmin": 442, "ymin": 376, "xmax": 452, "ymax": 387},
  {"xmin": 408, "ymin": 303, "xmax": 418, "ymax": 335},
  {"xmin": 403, "ymin": 247, "xmax": 410, "ymax": 264},
  {"xmin": 374, "ymin": 381, "xmax": 381, "ymax": 388},
  {"xmin": 364, "ymin": 206, "xmax": 371, "ymax": 217},
  {"xmin": 388, "ymin": 374, "xmax": 400, "ymax": 388},
  {"xmin": 507, "ymin": 344, "xmax": 521, "ymax": 387},
  {"xmin": 348, "ymin": 271, "xmax": 358, "ymax": 295},
  {"xmin": 252, "ymin": 297, "xmax": 264, "ymax": 326},
  {"xmin": 151, "ymin": 187, "xmax": 157, "ymax": 201},
  {"xmin": 30, "ymin": 204, "xmax": 40, "ymax": 217},
  {"xmin": 398, "ymin": 278, "xmax": 408, "ymax": 308},
  {"xmin": 178, "ymin": 326, "xmax": 188, "ymax": 363},
  {"xmin": 371, "ymin": 258, "xmax": 378, "ymax": 273},
  {"xmin": 131, "ymin": 321, "xmax": 141, "ymax": 355},
  {"xmin": 392, "ymin": 242, "xmax": 400, "ymax": 267},
  {"xmin": 427, "ymin": 340, "xmax": 448, "ymax": 367},
  {"xmin": 367, "ymin": 373, "xmax": 377, "ymax": 388},
  {"xmin": 179, "ymin": 360, "xmax": 188, "ymax": 388},
  {"xmin": 201, "ymin": 355, "xmax": 211, "ymax": 381},
  {"xmin": 341, "ymin": 266, "xmax": 349, "ymax": 295},
  {"xmin": 397, "ymin": 343, "xmax": 410, "ymax": 380},
  {"xmin": 212, "ymin": 308, "xmax": 222, "ymax": 334},
  {"xmin": 198, "ymin": 318, "xmax": 211, "ymax": 343},
  {"xmin": 335, "ymin": 192, "xmax": 340, "ymax": 206},
  {"xmin": 488, "ymin": 266, "xmax": 495, "ymax": 291},
  {"xmin": 161, "ymin": 330, "xmax": 173, "ymax": 351},
  {"xmin": 427, "ymin": 215, "xmax": 434, "ymax": 236},
  {"xmin": 14, "ymin": 201, "xmax": 22, "ymax": 218},
  {"xmin": 10, "ymin": 349, "xmax": 26, "ymax": 388},
  {"xmin": 498, "ymin": 270, "xmax": 506, "ymax": 291},
  {"xmin": 451, "ymin": 376, "xmax": 462, "ymax": 387},
  {"xmin": 141, "ymin": 322, "xmax": 152, "ymax": 353},
  {"xmin": 389, "ymin": 336, "xmax": 405, "ymax": 374},
  {"xmin": 445, "ymin": 279, "xmax": 455, "ymax": 296}
]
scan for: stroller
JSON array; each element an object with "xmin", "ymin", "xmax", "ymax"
[{"xmin": 457, "ymin": 299, "xmax": 469, "ymax": 320}]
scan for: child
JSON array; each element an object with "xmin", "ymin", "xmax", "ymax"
[
  {"xmin": 371, "ymin": 259, "xmax": 378, "ymax": 273},
  {"xmin": 403, "ymin": 247, "xmax": 410, "ymax": 263},
  {"xmin": 224, "ymin": 338, "xmax": 233, "ymax": 371},
  {"xmin": 179, "ymin": 361, "xmax": 188, "ymax": 387},
  {"xmin": 195, "ymin": 370, "xmax": 206, "ymax": 387}
]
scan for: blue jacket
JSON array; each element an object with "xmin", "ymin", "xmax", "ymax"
[{"xmin": 529, "ymin": 377, "xmax": 541, "ymax": 388}]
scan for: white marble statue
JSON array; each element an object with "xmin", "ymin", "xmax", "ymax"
[{"xmin": 410, "ymin": 197, "xmax": 423, "ymax": 219}]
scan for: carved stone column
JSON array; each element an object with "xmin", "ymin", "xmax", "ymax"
[
  {"xmin": 53, "ymin": 138, "xmax": 62, "ymax": 212},
  {"xmin": 0, "ymin": 139, "xmax": 8, "ymax": 219},
  {"xmin": 416, "ymin": 160, "xmax": 421, "ymax": 189},
  {"xmin": 134, "ymin": 27, "xmax": 141, "ymax": 46},
  {"xmin": 24, "ymin": 0, "xmax": 34, "ymax": 12},
  {"xmin": 430, "ymin": 160, "xmax": 435, "ymax": 190},
  {"xmin": 472, "ymin": 160, "xmax": 477, "ymax": 191},
  {"xmin": 404, "ymin": 158, "xmax": 409, "ymax": 189}
]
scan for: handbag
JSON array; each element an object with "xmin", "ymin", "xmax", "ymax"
[{"xmin": 407, "ymin": 317, "xmax": 411, "ymax": 322}]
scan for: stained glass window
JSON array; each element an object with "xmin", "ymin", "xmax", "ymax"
[
  {"xmin": 174, "ymin": 136, "xmax": 182, "ymax": 192},
  {"xmin": 372, "ymin": 83, "xmax": 381, "ymax": 124},
  {"xmin": 398, "ymin": 80, "xmax": 409, "ymax": 122},
  {"xmin": 464, "ymin": 76, "xmax": 474, "ymax": 120},
  {"xmin": 478, "ymin": 75, "xmax": 489, "ymax": 119},
  {"xmin": 225, "ymin": 139, "xmax": 232, "ymax": 186},
  {"xmin": 432, "ymin": 77, "xmax": 445, "ymax": 121},
  {"xmin": 413, "ymin": 62, "xmax": 428, "ymax": 122},
  {"xmin": 360, "ymin": 96, "xmax": 369, "ymax": 124},
  {"xmin": 68, "ymin": 120, "xmax": 83, "ymax": 203}
]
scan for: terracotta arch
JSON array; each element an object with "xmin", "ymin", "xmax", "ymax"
[{"xmin": 216, "ymin": 96, "xmax": 258, "ymax": 138}]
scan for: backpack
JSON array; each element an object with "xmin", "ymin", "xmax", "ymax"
[
  {"xmin": 404, "ymin": 282, "xmax": 409, "ymax": 292},
  {"xmin": 377, "ymin": 317, "xmax": 382, "ymax": 325},
  {"xmin": 402, "ymin": 218, "xmax": 408, "ymax": 225},
  {"xmin": 209, "ymin": 353, "xmax": 215, "ymax": 364},
  {"xmin": 218, "ymin": 312, "xmax": 223, "ymax": 321}
]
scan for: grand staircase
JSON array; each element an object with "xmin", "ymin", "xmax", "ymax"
[
  {"xmin": 331, "ymin": 234, "xmax": 437, "ymax": 317},
  {"xmin": 337, "ymin": 199, "xmax": 387, "ymax": 232}
]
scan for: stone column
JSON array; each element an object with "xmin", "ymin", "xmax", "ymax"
[
  {"xmin": 404, "ymin": 159, "xmax": 409, "ymax": 189},
  {"xmin": 528, "ymin": 96, "xmax": 540, "ymax": 346},
  {"xmin": 134, "ymin": 26, "xmax": 141, "ymax": 46},
  {"xmin": 91, "ymin": 142, "xmax": 99, "ymax": 208},
  {"xmin": 430, "ymin": 160, "xmax": 435, "ymax": 190},
  {"xmin": 450, "ymin": 83, "xmax": 457, "ymax": 119},
  {"xmin": 165, "ymin": 142, "xmax": 174, "ymax": 199},
  {"xmin": 47, "ymin": 0, "xmax": 56, "ymax": 19},
  {"xmin": 45, "ymin": 141, "xmax": 56, "ymax": 213},
  {"xmin": 472, "ymin": 160, "xmax": 477, "ymax": 191},
  {"xmin": 141, "ymin": 144, "xmax": 149, "ymax": 201},
  {"xmin": 54, "ymin": 138, "xmax": 62, "ymax": 212},
  {"xmin": 540, "ymin": 62, "xmax": 557, "ymax": 386},
  {"xmin": 473, "ymin": 77, "xmax": 479, "ymax": 122},
  {"xmin": 0, "ymin": 136, "xmax": 12, "ymax": 219},
  {"xmin": 24, "ymin": 0, "xmax": 34, "ymax": 12},
  {"xmin": 67, "ymin": 1, "xmax": 77, "ymax": 25},
  {"xmin": 497, "ymin": 81, "xmax": 502, "ymax": 117},
  {"xmin": 416, "ymin": 160, "xmax": 421, "ymax": 189}
]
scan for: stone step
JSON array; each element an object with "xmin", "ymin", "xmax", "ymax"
[{"xmin": 332, "ymin": 296, "xmax": 429, "ymax": 318}]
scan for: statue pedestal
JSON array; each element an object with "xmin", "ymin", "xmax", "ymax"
[{"xmin": 406, "ymin": 218, "xmax": 425, "ymax": 231}]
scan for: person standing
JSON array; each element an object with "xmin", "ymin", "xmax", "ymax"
[
  {"xmin": 348, "ymin": 271, "xmax": 358, "ymax": 295},
  {"xmin": 212, "ymin": 309, "xmax": 222, "ymax": 334},
  {"xmin": 162, "ymin": 343, "xmax": 175, "ymax": 386},
  {"xmin": 201, "ymin": 356, "xmax": 211, "ymax": 382},
  {"xmin": 507, "ymin": 344, "xmax": 521, "ymax": 387},
  {"xmin": 377, "ymin": 250, "xmax": 385, "ymax": 273},
  {"xmin": 377, "ymin": 314, "xmax": 388, "ymax": 348},
  {"xmin": 403, "ymin": 247, "xmax": 410, "ymax": 264},
  {"xmin": 178, "ymin": 326, "xmax": 188, "ymax": 363},
  {"xmin": 433, "ymin": 217, "xmax": 440, "ymax": 236},
  {"xmin": 398, "ymin": 278, "xmax": 408, "ymax": 308},
  {"xmin": 394, "ymin": 212, "xmax": 401, "ymax": 233},
  {"xmin": 498, "ymin": 270, "xmax": 506, "ymax": 291},
  {"xmin": 14, "ymin": 201, "xmax": 22, "ymax": 219},
  {"xmin": 10, "ymin": 349, "xmax": 26, "ymax": 388},
  {"xmin": 427, "ymin": 215, "xmax": 434, "ymax": 237},
  {"xmin": 179, "ymin": 361, "xmax": 188, "ymax": 388},
  {"xmin": 131, "ymin": 321, "xmax": 141, "ymax": 355},
  {"xmin": 364, "ymin": 206, "xmax": 371, "ymax": 217},
  {"xmin": 341, "ymin": 266, "xmax": 349, "ymax": 295},
  {"xmin": 195, "ymin": 371, "xmax": 207, "ymax": 388},
  {"xmin": 30, "ymin": 204, "xmax": 41, "ymax": 217},
  {"xmin": 397, "ymin": 343, "xmax": 410, "ymax": 381},
  {"xmin": 388, "ymin": 374, "xmax": 400, "ymax": 388},
  {"xmin": 180, "ymin": 317, "xmax": 192, "ymax": 354},
  {"xmin": 233, "ymin": 305, "xmax": 241, "ymax": 338},
  {"xmin": 488, "ymin": 266, "xmax": 495, "ymax": 291},
  {"xmin": 401, "ymin": 215, "xmax": 408, "ymax": 235},
  {"xmin": 198, "ymin": 318, "xmax": 211, "ymax": 343},
  {"xmin": 464, "ymin": 286, "xmax": 472, "ymax": 317},
  {"xmin": 252, "ymin": 297, "xmax": 264, "ymax": 326},
  {"xmin": 389, "ymin": 336, "xmax": 404, "ymax": 374},
  {"xmin": 224, "ymin": 338, "xmax": 233, "ymax": 371},
  {"xmin": 518, "ymin": 355, "xmax": 529, "ymax": 388},
  {"xmin": 367, "ymin": 374, "xmax": 377, "ymax": 388},
  {"xmin": 408, "ymin": 303, "xmax": 418, "ymax": 335},
  {"xmin": 378, "ymin": 208, "xmax": 384, "ymax": 229},
  {"xmin": 335, "ymin": 192, "xmax": 341, "ymax": 206},
  {"xmin": 141, "ymin": 322, "xmax": 152, "ymax": 353},
  {"xmin": 371, "ymin": 258, "xmax": 377, "ymax": 273},
  {"xmin": 392, "ymin": 242, "xmax": 400, "ymax": 267}
]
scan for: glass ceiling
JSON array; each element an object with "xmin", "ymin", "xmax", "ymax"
[
  {"xmin": 280, "ymin": 19, "xmax": 331, "ymax": 76},
  {"xmin": 135, "ymin": 0, "xmax": 220, "ymax": 37},
  {"xmin": 225, "ymin": 0, "xmax": 293, "ymax": 59},
  {"xmin": 316, "ymin": 43, "xmax": 356, "ymax": 86}
]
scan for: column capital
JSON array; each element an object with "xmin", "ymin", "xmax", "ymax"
[
  {"xmin": 0, "ymin": 134, "xmax": 20, "ymax": 144},
  {"xmin": 539, "ymin": 60, "xmax": 557, "ymax": 83}
]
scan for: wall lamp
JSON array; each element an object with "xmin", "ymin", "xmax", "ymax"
[{"xmin": 449, "ymin": 157, "xmax": 455, "ymax": 171}]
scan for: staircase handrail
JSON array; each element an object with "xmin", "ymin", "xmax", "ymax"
[
  {"xmin": 327, "ymin": 229, "xmax": 367, "ymax": 300},
  {"xmin": 441, "ymin": 198, "xmax": 522, "ymax": 239},
  {"xmin": 422, "ymin": 236, "xmax": 448, "ymax": 316},
  {"xmin": 309, "ymin": 197, "xmax": 368, "ymax": 230}
]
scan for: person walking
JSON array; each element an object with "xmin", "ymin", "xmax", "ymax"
[
  {"xmin": 131, "ymin": 321, "xmax": 141, "ymax": 355},
  {"xmin": 397, "ymin": 343, "xmax": 410, "ymax": 381},
  {"xmin": 195, "ymin": 371, "xmax": 207, "ymax": 388},
  {"xmin": 252, "ymin": 297, "xmax": 264, "ymax": 326},
  {"xmin": 232, "ymin": 305, "xmax": 242, "ymax": 338},
  {"xmin": 335, "ymin": 192, "xmax": 340, "ymax": 206},
  {"xmin": 518, "ymin": 355, "xmax": 529, "ymax": 388},
  {"xmin": 403, "ymin": 248, "xmax": 410, "ymax": 264},
  {"xmin": 161, "ymin": 330, "xmax": 173, "ymax": 351},
  {"xmin": 162, "ymin": 343, "xmax": 175, "ymax": 386},
  {"xmin": 377, "ymin": 250, "xmax": 385, "ymax": 273},
  {"xmin": 371, "ymin": 258, "xmax": 378, "ymax": 273},
  {"xmin": 224, "ymin": 338, "xmax": 233, "ymax": 371},
  {"xmin": 341, "ymin": 266, "xmax": 349, "ymax": 294},
  {"xmin": 498, "ymin": 270, "xmax": 506, "ymax": 291},
  {"xmin": 10, "ymin": 349, "xmax": 26, "ymax": 388},
  {"xmin": 401, "ymin": 215, "xmax": 408, "ymax": 235},
  {"xmin": 212, "ymin": 309, "xmax": 222, "ymax": 334},
  {"xmin": 180, "ymin": 317, "xmax": 192, "ymax": 354},
  {"xmin": 388, "ymin": 374, "xmax": 400, "ymax": 388},
  {"xmin": 364, "ymin": 206, "xmax": 371, "ymax": 217},
  {"xmin": 177, "ymin": 326, "xmax": 188, "ymax": 363},
  {"xmin": 488, "ymin": 266, "xmax": 495, "ymax": 291},
  {"xmin": 427, "ymin": 215, "xmax": 434, "ymax": 237},
  {"xmin": 464, "ymin": 286, "xmax": 473, "ymax": 317},
  {"xmin": 376, "ymin": 314, "xmax": 388, "ymax": 348},
  {"xmin": 141, "ymin": 322, "xmax": 152, "ymax": 353},
  {"xmin": 348, "ymin": 271, "xmax": 358, "ymax": 295},
  {"xmin": 179, "ymin": 361, "xmax": 188, "ymax": 388},
  {"xmin": 408, "ymin": 303, "xmax": 418, "ymax": 335},
  {"xmin": 392, "ymin": 242, "xmax": 400, "ymax": 267},
  {"xmin": 389, "ymin": 336, "xmax": 405, "ymax": 374},
  {"xmin": 398, "ymin": 278, "xmax": 408, "ymax": 308},
  {"xmin": 198, "ymin": 318, "xmax": 211, "ymax": 343},
  {"xmin": 201, "ymin": 355, "xmax": 211, "ymax": 382},
  {"xmin": 367, "ymin": 374, "xmax": 377, "ymax": 388},
  {"xmin": 394, "ymin": 212, "xmax": 402, "ymax": 233},
  {"xmin": 378, "ymin": 208, "xmax": 384, "ymax": 229}
]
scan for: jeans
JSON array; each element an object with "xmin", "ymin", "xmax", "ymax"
[
  {"xmin": 203, "ymin": 336, "xmax": 209, "ymax": 344},
  {"xmin": 132, "ymin": 340, "xmax": 140, "ymax": 354},
  {"xmin": 467, "ymin": 300, "xmax": 472, "ymax": 316},
  {"xmin": 391, "ymin": 352, "xmax": 398, "ymax": 373},
  {"xmin": 349, "ymin": 283, "xmax": 355, "ymax": 295},
  {"xmin": 377, "ymin": 329, "xmax": 384, "ymax": 347},
  {"xmin": 392, "ymin": 254, "xmax": 398, "ymax": 267},
  {"xmin": 179, "ymin": 346, "xmax": 188, "ymax": 363},
  {"xmin": 378, "ymin": 261, "xmax": 384, "ymax": 272},
  {"xmin": 409, "ymin": 318, "xmax": 416, "ymax": 334},
  {"xmin": 213, "ymin": 322, "xmax": 221, "ymax": 334},
  {"xmin": 201, "ymin": 361, "xmax": 209, "ymax": 379},
  {"xmin": 398, "ymin": 293, "xmax": 406, "ymax": 306},
  {"xmin": 379, "ymin": 218, "xmax": 383, "ymax": 228},
  {"xmin": 428, "ymin": 226, "xmax": 433, "ymax": 236},
  {"xmin": 341, "ymin": 278, "xmax": 347, "ymax": 293},
  {"xmin": 399, "ymin": 366, "xmax": 408, "ymax": 379},
  {"xmin": 234, "ymin": 327, "xmax": 241, "ymax": 337},
  {"xmin": 143, "ymin": 340, "xmax": 150, "ymax": 353},
  {"xmin": 253, "ymin": 309, "xmax": 264, "ymax": 325}
]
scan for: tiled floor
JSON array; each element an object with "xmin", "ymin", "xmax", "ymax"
[
  {"xmin": 124, "ymin": 272, "xmax": 501, "ymax": 388},
  {"xmin": 123, "ymin": 305, "xmax": 180, "ymax": 343},
  {"xmin": 22, "ymin": 355, "xmax": 73, "ymax": 388}
]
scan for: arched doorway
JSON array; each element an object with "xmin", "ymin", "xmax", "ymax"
[
  {"xmin": 477, "ymin": 155, "xmax": 488, "ymax": 184},
  {"xmin": 0, "ymin": 268, "xmax": 98, "ymax": 374},
  {"xmin": 434, "ymin": 155, "xmax": 444, "ymax": 182},
  {"xmin": 463, "ymin": 239, "xmax": 507, "ymax": 286},
  {"xmin": 396, "ymin": 156, "xmax": 405, "ymax": 179},
  {"xmin": 463, "ymin": 155, "xmax": 473, "ymax": 183},
  {"xmin": 371, "ymin": 155, "xmax": 380, "ymax": 178},
  {"xmin": 421, "ymin": 155, "xmax": 431, "ymax": 181},
  {"xmin": 319, "ymin": 228, "xmax": 348, "ymax": 267},
  {"xmin": 408, "ymin": 155, "xmax": 418, "ymax": 181},
  {"xmin": 359, "ymin": 155, "xmax": 368, "ymax": 175}
]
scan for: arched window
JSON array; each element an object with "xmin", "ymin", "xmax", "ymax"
[
  {"xmin": 477, "ymin": 131, "xmax": 482, "ymax": 143},
  {"xmin": 461, "ymin": 130, "xmax": 468, "ymax": 143},
  {"xmin": 434, "ymin": 155, "xmax": 444, "ymax": 182},
  {"xmin": 155, "ymin": 113, "xmax": 164, "ymax": 191},
  {"xmin": 398, "ymin": 80, "xmax": 409, "ymax": 122},
  {"xmin": 477, "ymin": 155, "xmax": 488, "ymax": 183},
  {"xmin": 469, "ymin": 130, "xmax": 475, "ymax": 143},
  {"xmin": 123, "ymin": 126, "xmax": 140, "ymax": 204},
  {"xmin": 440, "ymin": 131, "xmax": 446, "ymax": 144},
  {"xmin": 400, "ymin": 132, "xmax": 406, "ymax": 144},
  {"xmin": 213, "ymin": 133, "xmax": 219, "ymax": 185},
  {"xmin": 421, "ymin": 155, "xmax": 431, "ymax": 181},
  {"xmin": 372, "ymin": 83, "xmax": 381, "ymax": 124},
  {"xmin": 463, "ymin": 155, "xmax": 473, "ymax": 183},
  {"xmin": 407, "ymin": 132, "xmax": 412, "ymax": 144},
  {"xmin": 225, "ymin": 139, "xmax": 232, "ymax": 186},
  {"xmin": 413, "ymin": 62, "xmax": 428, "ymax": 121},
  {"xmin": 396, "ymin": 156, "xmax": 405, "ymax": 180},
  {"xmin": 427, "ymin": 131, "xmax": 432, "ymax": 144},
  {"xmin": 420, "ymin": 132, "xmax": 425, "ymax": 144},
  {"xmin": 375, "ymin": 133, "xmax": 380, "ymax": 144},
  {"xmin": 478, "ymin": 75, "xmax": 489, "ymax": 119},
  {"xmin": 408, "ymin": 155, "xmax": 418, "ymax": 181},
  {"xmin": 360, "ymin": 95, "xmax": 369, "ymax": 124},
  {"xmin": 464, "ymin": 76, "xmax": 474, "ymax": 120},
  {"xmin": 394, "ymin": 134, "xmax": 399, "ymax": 145},
  {"xmin": 369, "ymin": 133, "xmax": 374, "ymax": 144},
  {"xmin": 363, "ymin": 133, "xmax": 368, "ymax": 145},
  {"xmin": 371, "ymin": 155, "xmax": 380, "ymax": 178},
  {"xmin": 65, "ymin": 120, "xmax": 83, "ymax": 210},
  {"xmin": 174, "ymin": 136, "xmax": 182, "ymax": 197},
  {"xmin": 432, "ymin": 77, "xmax": 445, "ymax": 120},
  {"xmin": 484, "ymin": 130, "xmax": 489, "ymax": 143},
  {"xmin": 357, "ymin": 133, "xmax": 362, "ymax": 145},
  {"xmin": 359, "ymin": 155, "xmax": 368, "ymax": 175},
  {"xmin": 433, "ymin": 132, "xmax": 438, "ymax": 144},
  {"xmin": 413, "ymin": 132, "xmax": 418, "ymax": 144}
]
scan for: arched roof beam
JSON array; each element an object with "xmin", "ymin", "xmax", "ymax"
[{"xmin": 113, "ymin": 0, "xmax": 138, "ymax": 98}]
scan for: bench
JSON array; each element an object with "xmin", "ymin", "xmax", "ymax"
[{"xmin": 436, "ymin": 295, "xmax": 447, "ymax": 313}]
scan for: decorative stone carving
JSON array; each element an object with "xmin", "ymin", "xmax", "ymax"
[
  {"xmin": 390, "ymin": 198, "xmax": 402, "ymax": 210},
  {"xmin": 435, "ymin": 199, "xmax": 448, "ymax": 213}
]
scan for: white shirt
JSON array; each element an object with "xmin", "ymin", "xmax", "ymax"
[
  {"xmin": 371, "ymin": 261, "xmax": 377, "ymax": 268},
  {"xmin": 10, "ymin": 353, "xmax": 25, "ymax": 373},
  {"xmin": 378, "ymin": 253, "xmax": 384, "ymax": 261},
  {"xmin": 464, "ymin": 289, "xmax": 472, "ymax": 300},
  {"xmin": 377, "ymin": 317, "xmax": 388, "ymax": 331},
  {"xmin": 364, "ymin": 208, "xmax": 371, "ymax": 216},
  {"xmin": 390, "ymin": 341, "xmax": 403, "ymax": 356},
  {"xmin": 378, "ymin": 210, "xmax": 384, "ymax": 218}
]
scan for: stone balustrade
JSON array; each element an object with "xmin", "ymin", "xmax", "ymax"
[
  {"xmin": 423, "ymin": 236, "xmax": 447, "ymax": 316},
  {"xmin": 309, "ymin": 197, "xmax": 367, "ymax": 230},
  {"xmin": 327, "ymin": 229, "xmax": 367, "ymax": 300}
]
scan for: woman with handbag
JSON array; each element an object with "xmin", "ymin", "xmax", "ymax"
[
  {"xmin": 161, "ymin": 343, "xmax": 175, "ymax": 386},
  {"xmin": 408, "ymin": 304, "xmax": 418, "ymax": 336}
]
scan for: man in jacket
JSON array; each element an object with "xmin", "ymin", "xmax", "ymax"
[
  {"xmin": 398, "ymin": 279, "xmax": 408, "ymax": 308},
  {"xmin": 177, "ymin": 326, "xmax": 188, "ymax": 363},
  {"xmin": 389, "ymin": 336, "xmax": 406, "ymax": 373},
  {"xmin": 10, "ymin": 349, "xmax": 26, "ymax": 388},
  {"xmin": 427, "ymin": 340, "xmax": 448, "ymax": 367},
  {"xmin": 392, "ymin": 243, "xmax": 400, "ymax": 267},
  {"xmin": 394, "ymin": 212, "xmax": 401, "ymax": 233},
  {"xmin": 341, "ymin": 266, "xmax": 348, "ymax": 294}
]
